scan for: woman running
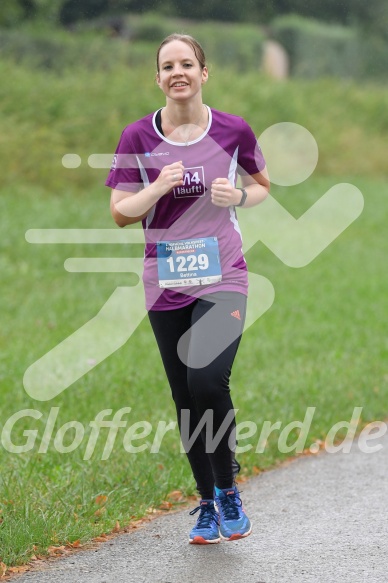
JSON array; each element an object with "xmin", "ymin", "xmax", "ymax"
[{"xmin": 106, "ymin": 33, "xmax": 269, "ymax": 544}]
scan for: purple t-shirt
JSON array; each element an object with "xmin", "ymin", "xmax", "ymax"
[{"xmin": 106, "ymin": 106, "xmax": 265, "ymax": 311}]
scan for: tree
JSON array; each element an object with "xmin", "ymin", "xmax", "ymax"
[
  {"xmin": 32, "ymin": 0, "xmax": 64, "ymax": 24},
  {"xmin": 59, "ymin": 0, "xmax": 108, "ymax": 25},
  {"xmin": 0, "ymin": 0, "xmax": 30, "ymax": 26},
  {"xmin": 1, "ymin": 0, "xmax": 386, "ymax": 40}
]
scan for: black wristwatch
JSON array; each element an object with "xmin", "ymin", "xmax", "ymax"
[{"xmin": 236, "ymin": 188, "xmax": 248, "ymax": 207}]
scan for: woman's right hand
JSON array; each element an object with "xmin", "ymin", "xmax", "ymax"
[
  {"xmin": 111, "ymin": 161, "xmax": 185, "ymax": 228},
  {"xmin": 155, "ymin": 161, "xmax": 185, "ymax": 195}
]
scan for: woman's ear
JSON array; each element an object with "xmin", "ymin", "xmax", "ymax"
[{"xmin": 201, "ymin": 66, "xmax": 209, "ymax": 85}]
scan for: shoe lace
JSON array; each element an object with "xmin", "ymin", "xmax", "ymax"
[
  {"xmin": 189, "ymin": 504, "xmax": 219, "ymax": 528},
  {"xmin": 218, "ymin": 490, "xmax": 242, "ymax": 521}
]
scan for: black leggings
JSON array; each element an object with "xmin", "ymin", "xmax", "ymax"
[{"xmin": 148, "ymin": 291, "xmax": 246, "ymax": 500}]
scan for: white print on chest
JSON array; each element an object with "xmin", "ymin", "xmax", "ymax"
[{"xmin": 173, "ymin": 166, "xmax": 205, "ymax": 198}]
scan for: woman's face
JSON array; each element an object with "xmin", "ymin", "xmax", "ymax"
[{"xmin": 156, "ymin": 40, "xmax": 208, "ymax": 102}]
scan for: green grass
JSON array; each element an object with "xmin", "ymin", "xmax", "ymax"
[
  {"xmin": 1, "ymin": 175, "xmax": 387, "ymax": 565},
  {"xmin": 0, "ymin": 55, "xmax": 387, "ymax": 566}
]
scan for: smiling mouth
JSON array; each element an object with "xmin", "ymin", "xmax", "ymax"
[{"xmin": 171, "ymin": 83, "xmax": 188, "ymax": 88}]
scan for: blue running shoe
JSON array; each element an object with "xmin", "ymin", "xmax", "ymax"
[
  {"xmin": 214, "ymin": 486, "xmax": 252, "ymax": 541},
  {"xmin": 189, "ymin": 499, "xmax": 220, "ymax": 544}
]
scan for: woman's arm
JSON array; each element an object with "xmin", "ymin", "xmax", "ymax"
[
  {"xmin": 110, "ymin": 161, "xmax": 185, "ymax": 227},
  {"xmin": 110, "ymin": 185, "xmax": 160, "ymax": 228}
]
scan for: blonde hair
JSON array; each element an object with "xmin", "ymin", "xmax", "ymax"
[{"xmin": 156, "ymin": 34, "xmax": 206, "ymax": 73}]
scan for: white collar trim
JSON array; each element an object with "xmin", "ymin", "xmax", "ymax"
[{"xmin": 152, "ymin": 105, "xmax": 212, "ymax": 146}]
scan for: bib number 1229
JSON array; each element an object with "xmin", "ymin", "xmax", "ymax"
[{"xmin": 166, "ymin": 253, "xmax": 209, "ymax": 272}]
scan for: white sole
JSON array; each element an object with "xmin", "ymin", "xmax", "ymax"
[{"xmin": 219, "ymin": 523, "xmax": 253, "ymax": 541}]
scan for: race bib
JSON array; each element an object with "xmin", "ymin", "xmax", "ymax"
[{"xmin": 156, "ymin": 237, "xmax": 222, "ymax": 288}]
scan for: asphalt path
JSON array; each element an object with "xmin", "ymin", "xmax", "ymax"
[{"xmin": 16, "ymin": 427, "xmax": 388, "ymax": 583}]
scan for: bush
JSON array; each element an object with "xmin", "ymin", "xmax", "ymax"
[
  {"xmin": 0, "ymin": 16, "xmax": 265, "ymax": 75},
  {"xmin": 128, "ymin": 12, "xmax": 172, "ymax": 43},
  {"xmin": 189, "ymin": 21, "xmax": 265, "ymax": 73},
  {"xmin": 357, "ymin": 33, "xmax": 388, "ymax": 81},
  {"xmin": 270, "ymin": 15, "xmax": 360, "ymax": 79},
  {"xmin": 0, "ymin": 27, "xmax": 156, "ymax": 72},
  {"xmin": 126, "ymin": 15, "xmax": 265, "ymax": 73}
]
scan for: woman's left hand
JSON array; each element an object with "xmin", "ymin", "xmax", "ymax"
[{"xmin": 211, "ymin": 178, "xmax": 240, "ymax": 207}]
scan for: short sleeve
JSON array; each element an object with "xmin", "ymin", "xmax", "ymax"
[
  {"xmin": 105, "ymin": 128, "xmax": 143, "ymax": 193},
  {"xmin": 237, "ymin": 118, "xmax": 266, "ymax": 176}
]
